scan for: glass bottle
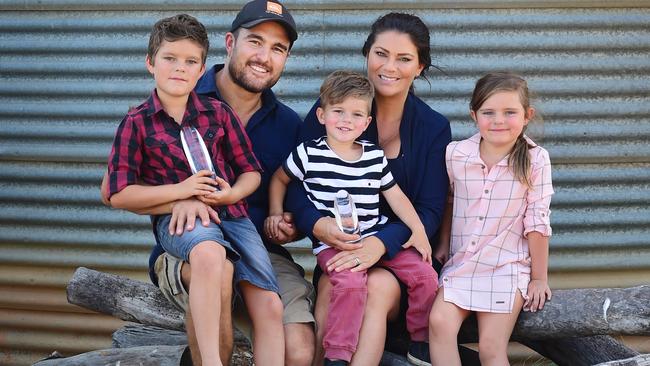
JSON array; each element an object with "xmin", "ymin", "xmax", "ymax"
[{"xmin": 333, "ymin": 190, "xmax": 360, "ymax": 235}]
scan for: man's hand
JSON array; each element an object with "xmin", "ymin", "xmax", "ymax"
[
  {"xmin": 266, "ymin": 212, "xmax": 299, "ymax": 245},
  {"xmin": 169, "ymin": 198, "xmax": 221, "ymax": 235}
]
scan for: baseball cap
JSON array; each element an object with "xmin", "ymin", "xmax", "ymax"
[{"xmin": 230, "ymin": 0, "xmax": 298, "ymax": 47}]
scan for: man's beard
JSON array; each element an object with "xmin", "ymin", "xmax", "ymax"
[{"xmin": 228, "ymin": 60, "xmax": 280, "ymax": 93}]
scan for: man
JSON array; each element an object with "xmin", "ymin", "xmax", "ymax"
[{"xmin": 101, "ymin": 1, "xmax": 315, "ymax": 364}]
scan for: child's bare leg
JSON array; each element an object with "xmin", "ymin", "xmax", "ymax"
[
  {"xmin": 428, "ymin": 288, "xmax": 470, "ymax": 366},
  {"xmin": 188, "ymin": 241, "xmax": 227, "ymax": 366},
  {"xmin": 182, "ymin": 258, "xmax": 234, "ymax": 366},
  {"xmin": 476, "ymin": 291, "xmax": 524, "ymax": 366},
  {"xmin": 241, "ymin": 281, "xmax": 285, "ymax": 366}
]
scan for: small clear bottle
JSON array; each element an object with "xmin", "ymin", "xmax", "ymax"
[
  {"xmin": 333, "ymin": 190, "xmax": 360, "ymax": 235},
  {"xmin": 181, "ymin": 126, "xmax": 219, "ymax": 189}
]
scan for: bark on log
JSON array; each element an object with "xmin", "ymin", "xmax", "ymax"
[
  {"xmin": 519, "ymin": 336, "xmax": 638, "ymax": 366},
  {"xmin": 594, "ymin": 354, "xmax": 650, "ymax": 366},
  {"xmin": 67, "ymin": 267, "xmax": 184, "ymax": 331},
  {"xmin": 513, "ymin": 285, "xmax": 650, "ymax": 339},
  {"xmin": 33, "ymin": 345, "xmax": 189, "ymax": 366},
  {"xmin": 112, "ymin": 323, "xmax": 250, "ymax": 348}
]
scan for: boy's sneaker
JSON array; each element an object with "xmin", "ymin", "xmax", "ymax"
[
  {"xmin": 407, "ymin": 341, "xmax": 431, "ymax": 366},
  {"xmin": 324, "ymin": 359, "xmax": 348, "ymax": 366}
]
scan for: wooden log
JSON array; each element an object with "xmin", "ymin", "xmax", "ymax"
[
  {"xmin": 68, "ymin": 268, "xmax": 650, "ymax": 339},
  {"xmin": 112, "ymin": 323, "xmax": 188, "ymax": 348},
  {"xmin": 513, "ymin": 285, "xmax": 650, "ymax": 339},
  {"xmin": 519, "ymin": 335, "xmax": 639, "ymax": 366},
  {"xmin": 33, "ymin": 345, "xmax": 189, "ymax": 366},
  {"xmin": 67, "ymin": 267, "xmax": 184, "ymax": 331},
  {"xmin": 594, "ymin": 354, "xmax": 650, "ymax": 366},
  {"xmin": 112, "ymin": 323, "xmax": 251, "ymax": 348},
  {"xmin": 67, "ymin": 268, "xmax": 647, "ymax": 366}
]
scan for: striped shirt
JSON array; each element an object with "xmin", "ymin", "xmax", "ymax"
[
  {"xmin": 107, "ymin": 89, "xmax": 261, "ymax": 218},
  {"xmin": 440, "ymin": 133, "xmax": 553, "ymax": 313},
  {"xmin": 283, "ymin": 137, "xmax": 396, "ymax": 253}
]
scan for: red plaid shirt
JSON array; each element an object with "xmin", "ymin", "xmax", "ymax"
[{"xmin": 107, "ymin": 90, "xmax": 261, "ymax": 218}]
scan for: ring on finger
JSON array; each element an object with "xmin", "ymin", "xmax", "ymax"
[{"xmin": 354, "ymin": 257, "xmax": 361, "ymax": 266}]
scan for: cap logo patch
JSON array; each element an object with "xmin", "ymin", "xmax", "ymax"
[{"xmin": 266, "ymin": 1, "xmax": 283, "ymax": 16}]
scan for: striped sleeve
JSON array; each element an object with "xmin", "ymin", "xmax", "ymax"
[
  {"xmin": 379, "ymin": 155, "xmax": 396, "ymax": 191},
  {"xmin": 283, "ymin": 143, "xmax": 307, "ymax": 181}
]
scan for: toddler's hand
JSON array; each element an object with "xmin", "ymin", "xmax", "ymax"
[
  {"xmin": 402, "ymin": 228, "xmax": 432, "ymax": 264},
  {"xmin": 264, "ymin": 214, "xmax": 284, "ymax": 243},
  {"xmin": 177, "ymin": 170, "xmax": 217, "ymax": 200},
  {"xmin": 197, "ymin": 176, "xmax": 232, "ymax": 206},
  {"xmin": 523, "ymin": 279, "xmax": 552, "ymax": 312}
]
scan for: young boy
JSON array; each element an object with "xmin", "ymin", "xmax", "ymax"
[
  {"xmin": 265, "ymin": 70, "xmax": 438, "ymax": 365},
  {"xmin": 106, "ymin": 14, "xmax": 284, "ymax": 366}
]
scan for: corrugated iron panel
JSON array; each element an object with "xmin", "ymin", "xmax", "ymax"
[{"xmin": 0, "ymin": 3, "xmax": 649, "ymax": 365}]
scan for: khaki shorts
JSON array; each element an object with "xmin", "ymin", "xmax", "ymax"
[
  {"xmin": 155, "ymin": 251, "xmax": 315, "ymax": 325},
  {"xmin": 154, "ymin": 252, "xmax": 189, "ymax": 312}
]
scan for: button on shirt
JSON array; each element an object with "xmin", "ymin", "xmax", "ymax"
[
  {"xmin": 107, "ymin": 89, "xmax": 261, "ymax": 219},
  {"xmin": 441, "ymin": 133, "xmax": 553, "ymax": 313}
]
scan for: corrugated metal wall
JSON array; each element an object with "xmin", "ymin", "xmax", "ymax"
[{"xmin": 1, "ymin": 1, "xmax": 649, "ymax": 365}]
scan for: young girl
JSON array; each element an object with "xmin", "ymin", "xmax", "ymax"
[{"xmin": 429, "ymin": 72, "xmax": 554, "ymax": 366}]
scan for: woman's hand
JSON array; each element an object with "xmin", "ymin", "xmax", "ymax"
[
  {"xmin": 523, "ymin": 279, "xmax": 552, "ymax": 312},
  {"xmin": 313, "ymin": 217, "xmax": 362, "ymax": 251},
  {"xmin": 326, "ymin": 236, "xmax": 386, "ymax": 273}
]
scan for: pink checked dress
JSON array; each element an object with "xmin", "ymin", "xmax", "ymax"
[{"xmin": 440, "ymin": 133, "xmax": 554, "ymax": 313}]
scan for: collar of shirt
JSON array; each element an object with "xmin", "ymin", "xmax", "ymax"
[
  {"xmin": 145, "ymin": 89, "xmax": 214, "ymax": 127},
  {"xmin": 194, "ymin": 64, "xmax": 278, "ymax": 132},
  {"xmin": 466, "ymin": 132, "xmax": 538, "ymax": 166}
]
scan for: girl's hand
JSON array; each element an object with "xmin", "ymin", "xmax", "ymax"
[
  {"xmin": 402, "ymin": 228, "xmax": 432, "ymax": 264},
  {"xmin": 264, "ymin": 214, "xmax": 283, "ymax": 242},
  {"xmin": 523, "ymin": 279, "xmax": 552, "ymax": 312},
  {"xmin": 177, "ymin": 170, "xmax": 218, "ymax": 200},
  {"xmin": 433, "ymin": 242, "xmax": 449, "ymax": 265},
  {"xmin": 197, "ymin": 176, "xmax": 232, "ymax": 206},
  {"xmin": 326, "ymin": 236, "xmax": 385, "ymax": 273}
]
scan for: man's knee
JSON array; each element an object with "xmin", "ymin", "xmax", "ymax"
[{"xmin": 285, "ymin": 323, "xmax": 315, "ymax": 366}]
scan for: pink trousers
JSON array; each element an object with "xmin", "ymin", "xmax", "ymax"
[{"xmin": 317, "ymin": 247, "xmax": 439, "ymax": 361}]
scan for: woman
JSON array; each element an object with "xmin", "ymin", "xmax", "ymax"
[{"xmin": 286, "ymin": 13, "xmax": 450, "ymax": 365}]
